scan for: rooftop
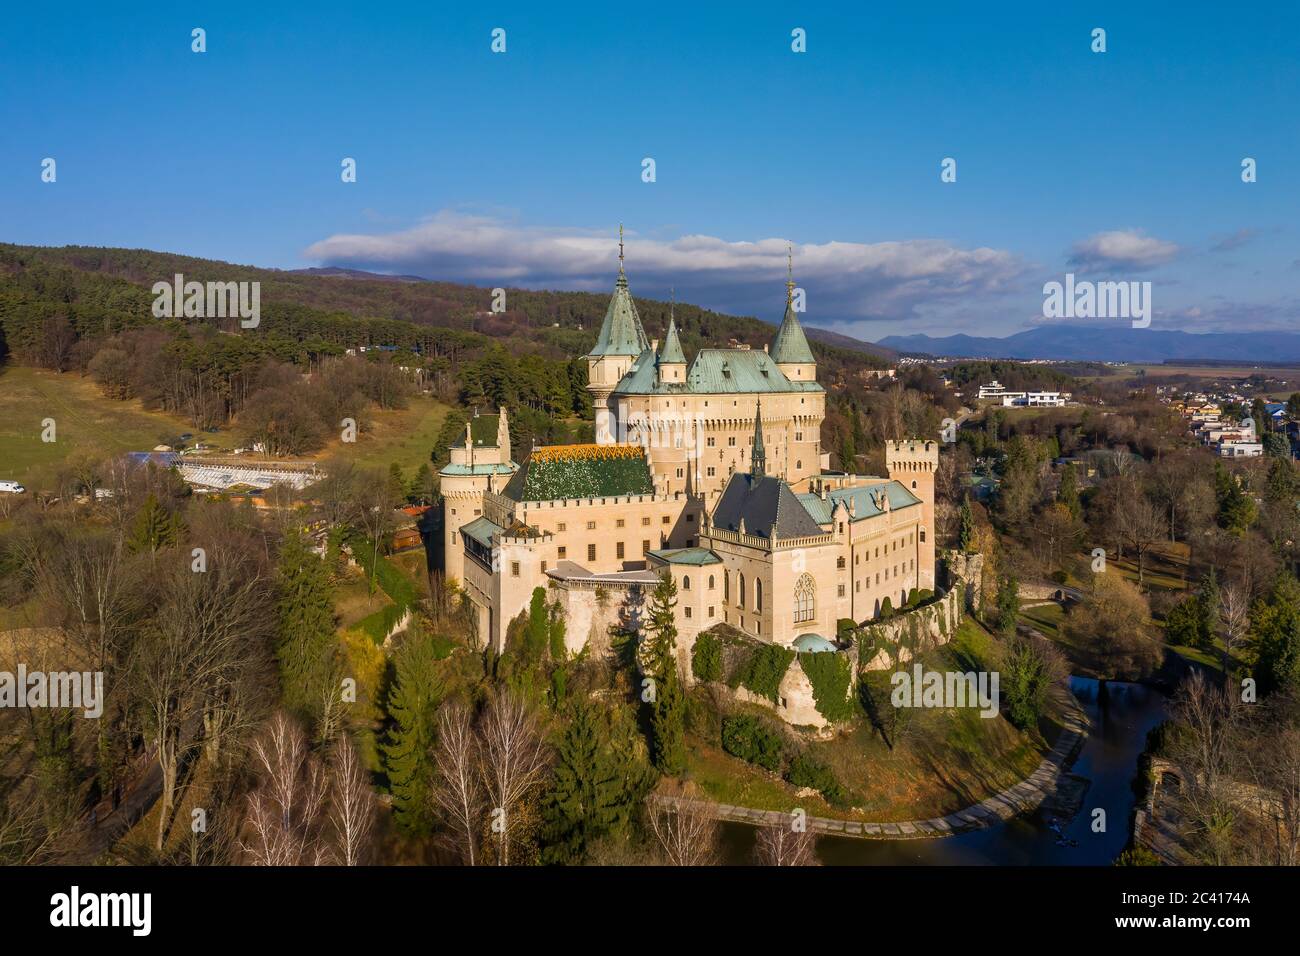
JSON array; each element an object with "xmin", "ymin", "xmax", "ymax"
[
  {"xmin": 614, "ymin": 347, "xmax": 823, "ymax": 397},
  {"xmin": 501, "ymin": 443, "xmax": 655, "ymax": 502},
  {"xmin": 647, "ymin": 547, "xmax": 722, "ymax": 566}
]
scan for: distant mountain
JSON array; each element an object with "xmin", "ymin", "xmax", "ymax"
[
  {"xmin": 877, "ymin": 325, "xmax": 1300, "ymax": 363},
  {"xmin": 805, "ymin": 325, "xmax": 897, "ymax": 362},
  {"xmin": 290, "ymin": 266, "xmax": 430, "ymax": 283}
]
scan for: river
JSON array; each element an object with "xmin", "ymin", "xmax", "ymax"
[{"xmin": 721, "ymin": 676, "xmax": 1170, "ymax": 865}]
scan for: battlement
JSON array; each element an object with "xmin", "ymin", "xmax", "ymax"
[{"xmin": 885, "ymin": 438, "xmax": 939, "ymax": 471}]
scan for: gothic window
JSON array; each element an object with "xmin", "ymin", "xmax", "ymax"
[
  {"xmin": 755, "ymin": 579, "xmax": 763, "ymax": 612},
  {"xmin": 724, "ymin": 570, "xmax": 730, "ymax": 602},
  {"xmin": 794, "ymin": 573, "xmax": 815, "ymax": 624},
  {"xmin": 683, "ymin": 575, "xmax": 691, "ymax": 590},
  {"xmin": 739, "ymin": 573, "xmax": 746, "ymax": 608},
  {"xmin": 708, "ymin": 575, "xmax": 715, "ymax": 590}
]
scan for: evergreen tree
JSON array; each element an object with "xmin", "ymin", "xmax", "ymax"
[
  {"xmin": 1058, "ymin": 462, "xmax": 1082, "ymax": 520},
  {"xmin": 540, "ymin": 698, "xmax": 648, "ymax": 863},
  {"xmin": 995, "ymin": 571, "xmax": 1020, "ymax": 636},
  {"xmin": 644, "ymin": 573, "xmax": 686, "ymax": 775},
  {"xmin": 387, "ymin": 462, "xmax": 407, "ymax": 506},
  {"xmin": 958, "ymin": 497, "xmax": 976, "ymax": 552},
  {"xmin": 128, "ymin": 492, "xmax": 180, "ymax": 554},
  {"xmin": 381, "ymin": 627, "xmax": 445, "ymax": 835},
  {"xmin": 411, "ymin": 462, "xmax": 434, "ymax": 504},
  {"xmin": 1253, "ymin": 575, "xmax": 1300, "ymax": 697},
  {"xmin": 275, "ymin": 530, "xmax": 342, "ymax": 733},
  {"xmin": 1214, "ymin": 462, "xmax": 1257, "ymax": 535},
  {"xmin": 1196, "ymin": 569, "xmax": 1220, "ymax": 650}
]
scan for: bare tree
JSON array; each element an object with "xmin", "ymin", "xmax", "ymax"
[
  {"xmin": 477, "ymin": 690, "xmax": 548, "ymax": 866},
  {"xmin": 753, "ymin": 821, "xmax": 818, "ymax": 866},
  {"xmin": 1219, "ymin": 580, "xmax": 1251, "ymax": 677},
  {"xmin": 1168, "ymin": 672, "xmax": 1242, "ymax": 865},
  {"xmin": 240, "ymin": 713, "xmax": 332, "ymax": 866},
  {"xmin": 648, "ymin": 801, "xmax": 720, "ymax": 866},
  {"xmin": 329, "ymin": 735, "xmax": 375, "ymax": 866},
  {"xmin": 432, "ymin": 700, "xmax": 483, "ymax": 866},
  {"xmin": 1117, "ymin": 492, "xmax": 1166, "ymax": 588}
]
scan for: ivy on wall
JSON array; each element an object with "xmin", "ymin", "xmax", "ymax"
[{"xmin": 798, "ymin": 652, "xmax": 855, "ymax": 723}]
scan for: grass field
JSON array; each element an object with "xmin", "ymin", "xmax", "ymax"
[
  {"xmin": 0, "ymin": 366, "xmax": 200, "ymax": 492},
  {"xmin": 0, "ymin": 364, "xmax": 453, "ymax": 492},
  {"xmin": 314, "ymin": 395, "xmax": 452, "ymax": 476}
]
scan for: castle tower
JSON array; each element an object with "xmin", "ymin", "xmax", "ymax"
[
  {"xmin": 438, "ymin": 408, "xmax": 518, "ymax": 586},
  {"xmin": 587, "ymin": 225, "xmax": 649, "ymax": 444},
  {"xmin": 770, "ymin": 245, "xmax": 816, "ymax": 383},
  {"xmin": 885, "ymin": 439, "xmax": 940, "ymax": 589},
  {"xmin": 656, "ymin": 306, "xmax": 687, "ymax": 386}
]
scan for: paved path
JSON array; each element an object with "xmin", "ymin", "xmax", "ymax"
[{"xmin": 654, "ymin": 685, "xmax": 1089, "ymax": 841}]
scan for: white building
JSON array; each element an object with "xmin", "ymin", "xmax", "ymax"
[{"xmin": 977, "ymin": 381, "xmax": 1070, "ymax": 407}]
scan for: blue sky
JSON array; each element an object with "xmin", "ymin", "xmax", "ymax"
[{"xmin": 2, "ymin": 1, "xmax": 1298, "ymax": 339}]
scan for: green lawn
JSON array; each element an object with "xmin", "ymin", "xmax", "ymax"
[
  {"xmin": 0, "ymin": 365, "xmax": 201, "ymax": 492},
  {"xmin": 318, "ymin": 395, "xmax": 452, "ymax": 476}
]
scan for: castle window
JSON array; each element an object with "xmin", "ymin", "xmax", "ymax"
[
  {"xmin": 542, "ymin": 561, "xmax": 548, "ymax": 573},
  {"xmin": 558, "ymin": 523, "xmax": 566, "ymax": 532},
  {"xmin": 708, "ymin": 606, "xmax": 715, "ymax": 618},
  {"xmin": 738, "ymin": 574, "xmax": 746, "ymax": 607},
  {"xmin": 687, "ymin": 513, "xmax": 695, "ymax": 522},
  {"xmin": 617, "ymin": 542, "xmax": 625, "ymax": 559},
  {"xmin": 616, "ymin": 519, "xmax": 625, "ymax": 528},
  {"xmin": 707, "ymin": 467, "xmax": 716, "ymax": 477},
  {"xmin": 642, "ymin": 517, "xmax": 651, "ymax": 526},
  {"xmin": 510, "ymin": 562, "xmax": 520, "ymax": 577},
  {"xmin": 793, "ymin": 573, "xmax": 815, "ymax": 624},
  {"xmin": 795, "ymin": 431, "xmax": 803, "ymax": 442},
  {"xmin": 643, "ymin": 539, "xmax": 650, "ymax": 553},
  {"xmin": 838, "ymin": 584, "xmax": 846, "ymax": 598},
  {"xmin": 724, "ymin": 571, "xmax": 730, "ymax": 602},
  {"xmin": 587, "ymin": 521, "xmax": 596, "ymax": 530},
  {"xmin": 558, "ymin": 546, "xmax": 567, "ymax": 559},
  {"xmin": 683, "ymin": 576, "xmax": 691, "ymax": 590},
  {"xmin": 707, "ymin": 437, "xmax": 716, "ymax": 447},
  {"xmin": 588, "ymin": 544, "xmax": 596, "ymax": 561},
  {"xmin": 796, "ymin": 460, "xmax": 802, "ymax": 469},
  {"xmin": 755, "ymin": 580, "xmax": 763, "ymax": 612},
  {"xmin": 662, "ymin": 515, "xmax": 670, "ymax": 524},
  {"xmin": 920, "ymin": 529, "xmax": 926, "ymax": 543},
  {"xmin": 708, "ymin": 575, "xmax": 715, "ymax": 590},
  {"xmin": 912, "ymin": 480, "xmax": 917, "ymax": 489},
  {"xmin": 676, "ymin": 468, "xmax": 684, "ymax": 478},
  {"xmin": 685, "ymin": 606, "xmax": 692, "ymax": 619},
  {"xmin": 837, "ymin": 557, "xmax": 845, "ymax": 569}
]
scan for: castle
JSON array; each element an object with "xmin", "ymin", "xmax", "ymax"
[{"xmin": 439, "ymin": 238, "xmax": 938, "ymax": 664}]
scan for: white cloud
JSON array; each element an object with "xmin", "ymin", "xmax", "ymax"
[
  {"xmin": 1067, "ymin": 229, "xmax": 1180, "ymax": 272},
  {"xmin": 303, "ymin": 211, "xmax": 1029, "ymax": 325}
]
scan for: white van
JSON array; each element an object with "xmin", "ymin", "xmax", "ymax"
[{"xmin": 0, "ymin": 481, "xmax": 26, "ymax": 494}]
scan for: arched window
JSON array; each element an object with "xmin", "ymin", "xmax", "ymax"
[
  {"xmin": 755, "ymin": 579, "xmax": 763, "ymax": 612},
  {"xmin": 724, "ymin": 570, "xmax": 730, "ymax": 602},
  {"xmin": 682, "ymin": 575, "xmax": 691, "ymax": 590},
  {"xmin": 708, "ymin": 574, "xmax": 715, "ymax": 590},
  {"xmin": 794, "ymin": 573, "xmax": 815, "ymax": 624},
  {"xmin": 920, "ymin": 529, "xmax": 926, "ymax": 542},
  {"xmin": 739, "ymin": 573, "xmax": 746, "ymax": 608}
]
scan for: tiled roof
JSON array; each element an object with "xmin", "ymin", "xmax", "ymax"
[
  {"xmin": 501, "ymin": 444, "xmax": 654, "ymax": 502},
  {"xmin": 613, "ymin": 347, "xmax": 824, "ymax": 396},
  {"xmin": 658, "ymin": 316, "xmax": 686, "ymax": 364},
  {"xmin": 711, "ymin": 472, "xmax": 826, "ymax": 541}
]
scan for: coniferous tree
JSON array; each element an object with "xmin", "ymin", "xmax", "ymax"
[
  {"xmin": 644, "ymin": 573, "xmax": 686, "ymax": 775},
  {"xmin": 381, "ymin": 627, "xmax": 445, "ymax": 835},
  {"xmin": 995, "ymin": 571, "xmax": 1020, "ymax": 636},
  {"xmin": 1253, "ymin": 575, "xmax": 1300, "ymax": 697},
  {"xmin": 958, "ymin": 498, "xmax": 976, "ymax": 552},
  {"xmin": 128, "ymin": 492, "xmax": 180, "ymax": 554},
  {"xmin": 1058, "ymin": 462, "xmax": 1082, "ymax": 520},
  {"xmin": 275, "ymin": 530, "xmax": 342, "ymax": 735},
  {"xmin": 1196, "ymin": 569, "xmax": 1221, "ymax": 650},
  {"xmin": 540, "ymin": 698, "xmax": 647, "ymax": 864}
]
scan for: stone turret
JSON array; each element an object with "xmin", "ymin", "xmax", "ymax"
[
  {"xmin": 586, "ymin": 225, "xmax": 650, "ymax": 444},
  {"xmin": 770, "ymin": 246, "xmax": 816, "ymax": 383}
]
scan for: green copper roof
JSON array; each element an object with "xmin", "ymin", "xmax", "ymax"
[
  {"xmin": 460, "ymin": 516, "xmax": 504, "ymax": 549},
  {"xmin": 438, "ymin": 463, "xmax": 516, "ymax": 477},
  {"xmin": 770, "ymin": 302, "xmax": 816, "ymax": 365},
  {"xmin": 588, "ymin": 269, "xmax": 650, "ymax": 358},
  {"xmin": 795, "ymin": 481, "xmax": 921, "ymax": 525},
  {"xmin": 648, "ymin": 547, "xmax": 722, "ymax": 566},
  {"xmin": 613, "ymin": 348, "xmax": 823, "ymax": 396},
  {"xmin": 658, "ymin": 316, "xmax": 686, "ymax": 365}
]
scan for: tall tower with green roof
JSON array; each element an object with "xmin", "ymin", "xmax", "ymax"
[
  {"xmin": 770, "ymin": 245, "xmax": 817, "ymax": 383},
  {"xmin": 587, "ymin": 225, "xmax": 650, "ymax": 443}
]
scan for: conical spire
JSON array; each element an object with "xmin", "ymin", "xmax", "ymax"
[
  {"xmin": 751, "ymin": 398, "xmax": 766, "ymax": 478},
  {"xmin": 589, "ymin": 224, "xmax": 650, "ymax": 358},
  {"xmin": 770, "ymin": 243, "xmax": 815, "ymax": 365},
  {"xmin": 659, "ymin": 293, "xmax": 686, "ymax": 365},
  {"xmin": 496, "ymin": 406, "xmax": 510, "ymax": 454}
]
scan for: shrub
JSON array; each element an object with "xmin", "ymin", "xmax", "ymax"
[
  {"xmin": 879, "ymin": 597, "xmax": 895, "ymax": 620},
  {"xmin": 786, "ymin": 752, "xmax": 851, "ymax": 807},
  {"xmin": 721, "ymin": 714, "xmax": 786, "ymax": 772},
  {"xmin": 732, "ymin": 644, "xmax": 795, "ymax": 703},
  {"xmin": 836, "ymin": 618, "xmax": 858, "ymax": 641},
  {"xmin": 691, "ymin": 631, "xmax": 723, "ymax": 683}
]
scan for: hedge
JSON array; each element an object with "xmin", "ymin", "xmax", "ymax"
[
  {"xmin": 721, "ymin": 714, "xmax": 786, "ymax": 772},
  {"xmin": 786, "ymin": 752, "xmax": 851, "ymax": 808}
]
